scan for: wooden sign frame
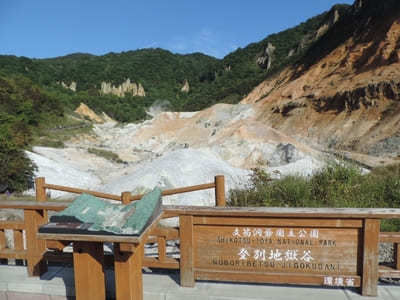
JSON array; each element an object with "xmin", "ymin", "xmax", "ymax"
[{"xmin": 170, "ymin": 206, "xmax": 397, "ymax": 297}]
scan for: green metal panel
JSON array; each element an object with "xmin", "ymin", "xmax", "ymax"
[{"xmin": 49, "ymin": 188, "xmax": 162, "ymax": 235}]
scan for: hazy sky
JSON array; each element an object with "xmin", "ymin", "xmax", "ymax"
[{"xmin": 0, "ymin": 0, "xmax": 354, "ymax": 59}]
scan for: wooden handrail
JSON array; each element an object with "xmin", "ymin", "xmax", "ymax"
[
  {"xmin": 130, "ymin": 183, "xmax": 215, "ymax": 201},
  {"xmin": 37, "ymin": 175, "xmax": 226, "ymax": 206},
  {"xmin": 0, "ymin": 201, "xmax": 69, "ymax": 211},
  {"xmin": 43, "ymin": 183, "xmax": 121, "ymax": 201}
]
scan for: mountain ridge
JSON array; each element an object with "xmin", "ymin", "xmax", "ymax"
[{"xmin": 0, "ymin": 3, "xmax": 350, "ymax": 117}]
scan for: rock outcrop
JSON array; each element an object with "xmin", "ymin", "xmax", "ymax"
[
  {"xmin": 60, "ymin": 81, "xmax": 77, "ymax": 92},
  {"xmin": 100, "ymin": 79, "xmax": 145, "ymax": 97},
  {"xmin": 313, "ymin": 81, "xmax": 400, "ymax": 113},
  {"xmin": 257, "ymin": 43, "xmax": 275, "ymax": 70},
  {"xmin": 74, "ymin": 102, "xmax": 116, "ymax": 124},
  {"xmin": 314, "ymin": 8, "xmax": 341, "ymax": 40},
  {"xmin": 181, "ymin": 79, "xmax": 190, "ymax": 93}
]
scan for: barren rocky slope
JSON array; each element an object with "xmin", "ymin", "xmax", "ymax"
[
  {"xmin": 27, "ymin": 103, "xmax": 325, "ymax": 203},
  {"xmin": 242, "ymin": 0, "xmax": 400, "ymax": 160}
]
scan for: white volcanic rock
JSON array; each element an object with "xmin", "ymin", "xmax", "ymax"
[
  {"xmin": 25, "ymin": 150, "xmax": 102, "ymax": 198},
  {"xmin": 267, "ymin": 157, "xmax": 324, "ymax": 179},
  {"xmin": 99, "ymin": 149, "xmax": 250, "ymax": 207},
  {"xmin": 27, "ymin": 102, "xmax": 327, "ymax": 207}
]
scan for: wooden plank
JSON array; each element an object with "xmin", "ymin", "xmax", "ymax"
[
  {"xmin": 0, "ymin": 249, "xmax": 27, "ymax": 259},
  {"xmin": 0, "ymin": 221, "xmax": 25, "ymax": 230},
  {"xmin": 25, "ymin": 209, "xmax": 48, "ymax": 276},
  {"xmin": 114, "ymin": 243, "xmax": 144, "ymax": 300},
  {"xmin": 157, "ymin": 236, "xmax": 166, "ymax": 262},
  {"xmin": 162, "ymin": 211, "xmax": 179, "ymax": 219},
  {"xmin": 0, "ymin": 229, "xmax": 6, "ymax": 250},
  {"xmin": 148, "ymin": 227, "xmax": 179, "ymax": 239},
  {"xmin": 0, "ymin": 201, "xmax": 69, "ymax": 211},
  {"xmin": 46, "ymin": 240, "xmax": 70, "ymax": 251},
  {"xmin": 395, "ymin": 243, "xmax": 400, "ymax": 270},
  {"xmin": 120, "ymin": 243, "xmax": 136, "ymax": 252},
  {"xmin": 44, "ymin": 251, "xmax": 116, "ymax": 266},
  {"xmin": 38, "ymin": 232, "xmax": 141, "ymax": 243},
  {"xmin": 13, "ymin": 229, "xmax": 24, "ymax": 265},
  {"xmin": 130, "ymin": 183, "xmax": 215, "ymax": 201},
  {"xmin": 44, "ymin": 183, "xmax": 121, "ymax": 201},
  {"xmin": 379, "ymin": 232, "xmax": 400, "ymax": 243},
  {"xmin": 164, "ymin": 206, "xmax": 400, "ymax": 219},
  {"xmin": 13, "ymin": 230, "xmax": 24, "ymax": 251},
  {"xmin": 73, "ymin": 242, "xmax": 105, "ymax": 300},
  {"xmin": 379, "ymin": 265, "xmax": 400, "ymax": 278},
  {"xmin": 43, "ymin": 251, "xmax": 73, "ymax": 263},
  {"xmin": 143, "ymin": 257, "xmax": 179, "ymax": 269},
  {"xmin": 0, "ymin": 229, "xmax": 6, "ymax": 264},
  {"xmin": 361, "ymin": 219, "xmax": 380, "ymax": 297},
  {"xmin": 45, "ymin": 181, "xmax": 215, "ymax": 202},
  {"xmin": 194, "ymin": 225, "xmax": 360, "ymax": 275},
  {"xmin": 214, "ymin": 175, "xmax": 226, "ymax": 207},
  {"xmin": 193, "ymin": 217, "xmax": 363, "ymax": 228},
  {"xmin": 195, "ymin": 270, "xmax": 361, "ymax": 287},
  {"xmin": 179, "ymin": 215, "xmax": 195, "ymax": 287}
]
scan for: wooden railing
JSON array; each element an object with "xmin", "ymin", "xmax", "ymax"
[
  {"xmin": 1, "ymin": 175, "xmax": 400, "ymax": 280},
  {"xmin": 0, "ymin": 175, "xmax": 226, "ymax": 274},
  {"xmin": 0, "ymin": 220, "xmax": 26, "ymax": 264},
  {"xmin": 379, "ymin": 232, "xmax": 400, "ymax": 278}
]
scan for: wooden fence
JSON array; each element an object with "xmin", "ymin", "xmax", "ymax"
[
  {"xmin": 0, "ymin": 175, "xmax": 399, "ymax": 284},
  {"xmin": 0, "ymin": 175, "xmax": 225, "ymax": 275}
]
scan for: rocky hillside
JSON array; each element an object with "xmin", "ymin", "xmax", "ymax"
[
  {"xmin": 0, "ymin": 4, "xmax": 351, "ymax": 119},
  {"xmin": 242, "ymin": 0, "xmax": 400, "ymax": 158},
  {"xmin": 3, "ymin": 0, "xmax": 400, "ymax": 194}
]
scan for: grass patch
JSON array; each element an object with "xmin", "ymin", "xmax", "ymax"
[
  {"xmin": 34, "ymin": 137, "xmax": 65, "ymax": 148},
  {"xmin": 32, "ymin": 114, "xmax": 94, "ymax": 148},
  {"xmin": 229, "ymin": 162, "xmax": 400, "ymax": 231},
  {"xmin": 88, "ymin": 147, "xmax": 126, "ymax": 164}
]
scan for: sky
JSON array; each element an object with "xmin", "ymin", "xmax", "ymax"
[{"xmin": 0, "ymin": 0, "xmax": 354, "ymax": 59}]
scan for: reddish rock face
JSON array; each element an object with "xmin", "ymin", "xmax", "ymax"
[{"xmin": 242, "ymin": 1, "xmax": 400, "ymax": 159}]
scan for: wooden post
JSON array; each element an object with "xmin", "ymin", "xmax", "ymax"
[
  {"xmin": 122, "ymin": 191, "xmax": 131, "ymax": 205},
  {"xmin": 114, "ymin": 243, "xmax": 144, "ymax": 300},
  {"xmin": 35, "ymin": 177, "xmax": 48, "ymax": 220},
  {"xmin": 25, "ymin": 209, "xmax": 48, "ymax": 276},
  {"xmin": 73, "ymin": 242, "xmax": 105, "ymax": 300},
  {"xmin": 13, "ymin": 229, "xmax": 24, "ymax": 265},
  {"xmin": 214, "ymin": 175, "xmax": 226, "ymax": 207},
  {"xmin": 180, "ymin": 215, "xmax": 195, "ymax": 287},
  {"xmin": 35, "ymin": 177, "xmax": 46, "ymax": 202},
  {"xmin": 395, "ymin": 243, "xmax": 400, "ymax": 270},
  {"xmin": 157, "ymin": 236, "xmax": 166, "ymax": 262},
  {"xmin": 0, "ymin": 229, "xmax": 7, "ymax": 264},
  {"xmin": 361, "ymin": 219, "xmax": 380, "ymax": 297}
]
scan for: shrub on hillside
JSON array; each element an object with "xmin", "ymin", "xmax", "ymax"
[
  {"xmin": 228, "ymin": 162, "xmax": 400, "ymax": 231},
  {"xmin": 0, "ymin": 130, "xmax": 36, "ymax": 192},
  {"xmin": 0, "ymin": 75, "xmax": 64, "ymax": 192}
]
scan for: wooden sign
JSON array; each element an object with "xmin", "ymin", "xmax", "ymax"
[
  {"xmin": 194, "ymin": 225, "xmax": 361, "ymax": 287},
  {"xmin": 172, "ymin": 206, "xmax": 400, "ymax": 296},
  {"xmin": 195, "ymin": 225, "xmax": 359, "ymax": 276}
]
